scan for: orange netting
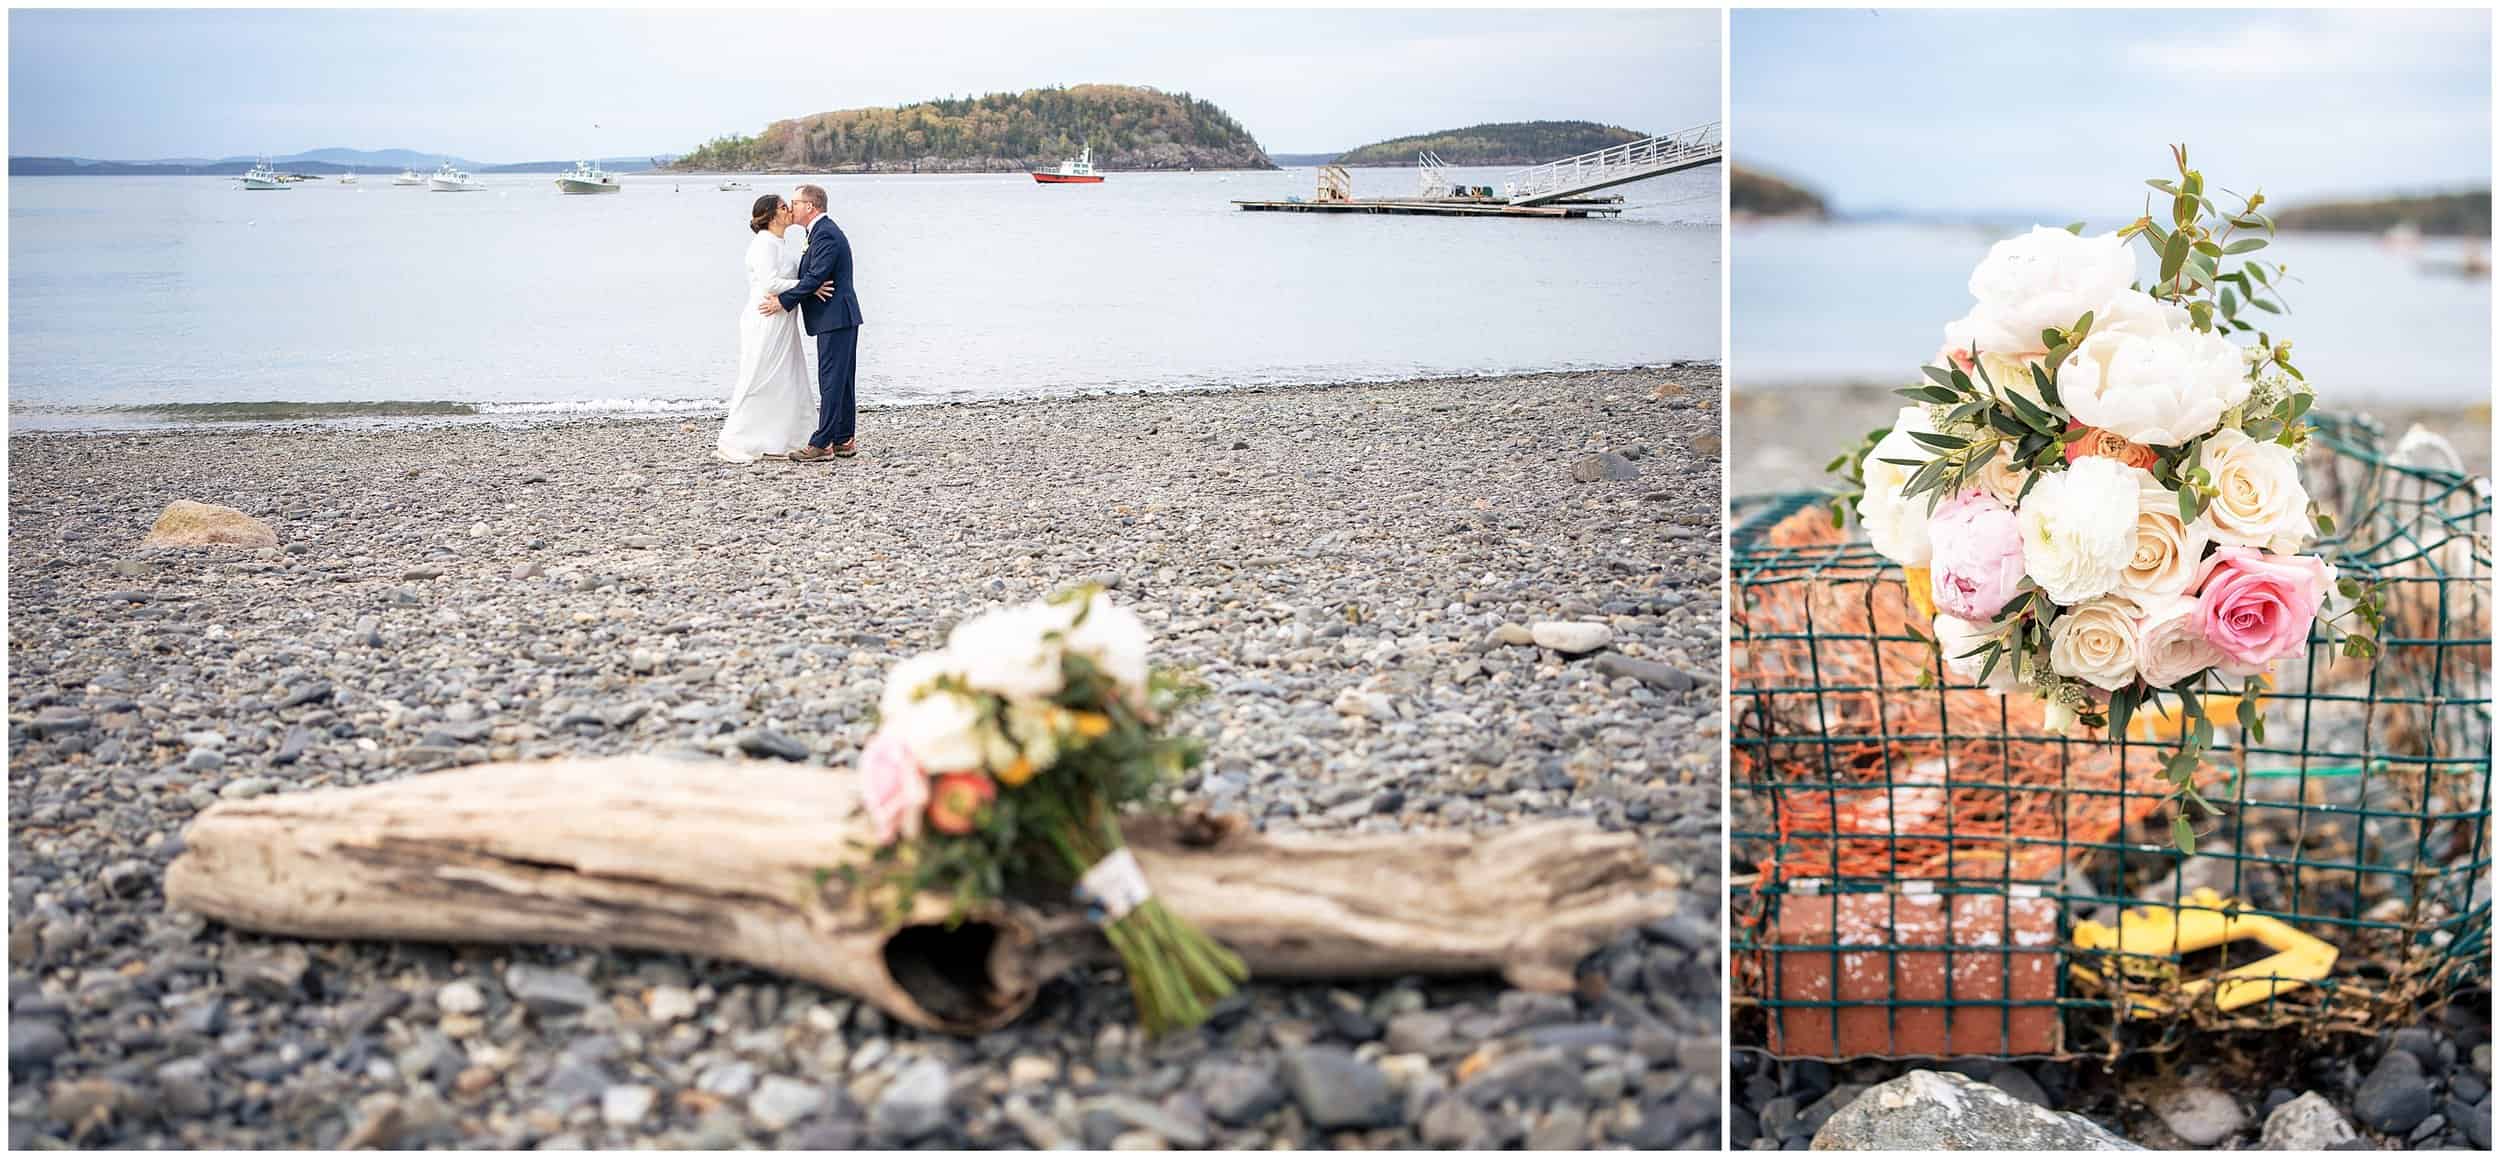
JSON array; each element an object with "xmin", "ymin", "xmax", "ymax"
[{"xmin": 1733, "ymin": 508, "xmax": 2180, "ymax": 886}]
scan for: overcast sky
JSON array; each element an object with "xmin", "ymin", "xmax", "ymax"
[
  {"xmin": 1736, "ymin": 8, "xmax": 2492, "ymax": 214},
  {"xmin": 10, "ymin": 8, "xmax": 1718, "ymax": 161}
]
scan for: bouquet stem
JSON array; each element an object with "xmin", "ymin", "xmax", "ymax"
[{"xmin": 1052, "ymin": 806, "xmax": 1247, "ymax": 1035}]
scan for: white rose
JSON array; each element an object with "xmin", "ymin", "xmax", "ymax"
[
  {"xmin": 2017, "ymin": 456, "xmax": 2141, "ymax": 605},
  {"xmin": 2059, "ymin": 326, "xmax": 2251, "ymax": 447},
  {"xmin": 1974, "ymin": 443, "xmax": 2029, "ymax": 506},
  {"xmin": 887, "ymin": 686, "xmax": 986, "ymax": 772},
  {"xmin": 2049, "ymin": 596, "xmax": 2142, "ymax": 691},
  {"xmin": 2114, "ymin": 467, "xmax": 2215, "ymax": 602},
  {"xmin": 1855, "ymin": 405, "xmax": 1939, "ymax": 567},
  {"xmin": 880, "ymin": 651, "xmax": 965, "ymax": 723},
  {"xmin": 1933, "ymin": 612, "xmax": 2019, "ymax": 692},
  {"xmin": 2133, "ymin": 593, "xmax": 2226, "ymax": 688},
  {"xmin": 948, "ymin": 603, "xmax": 1068, "ymax": 700},
  {"xmin": 1061, "ymin": 591, "xmax": 1151, "ymax": 694},
  {"xmin": 2198, "ymin": 427, "xmax": 2313, "ymax": 554},
  {"xmin": 1942, "ymin": 227, "xmax": 2138, "ymax": 358}
]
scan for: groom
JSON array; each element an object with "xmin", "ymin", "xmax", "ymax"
[{"xmin": 764, "ymin": 184, "xmax": 864, "ymax": 461}]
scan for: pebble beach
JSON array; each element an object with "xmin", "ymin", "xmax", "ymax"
[{"xmin": 6, "ymin": 366, "xmax": 1724, "ymax": 1149}]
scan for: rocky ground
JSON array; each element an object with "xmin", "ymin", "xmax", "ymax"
[
  {"xmin": 1732, "ymin": 990, "xmax": 2494, "ymax": 1150},
  {"xmin": 6, "ymin": 367, "xmax": 1724, "ymax": 1149}
]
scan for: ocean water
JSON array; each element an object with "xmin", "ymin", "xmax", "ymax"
[
  {"xmin": 8, "ymin": 167, "xmax": 1718, "ymax": 429},
  {"xmin": 1734, "ymin": 220, "xmax": 2492, "ymax": 404}
]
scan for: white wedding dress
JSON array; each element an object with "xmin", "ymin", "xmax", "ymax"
[{"xmin": 715, "ymin": 229, "xmax": 816, "ymax": 463}]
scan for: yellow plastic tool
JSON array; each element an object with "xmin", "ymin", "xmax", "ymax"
[
  {"xmin": 2126, "ymin": 679, "xmax": 2270, "ymax": 744},
  {"xmin": 1901, "ymin": 567, "xmax": 1937, "ymax": 620},
  {"xmin": 2070, "ymin": 887, "xmax": 2338, "ymax": 1017}
]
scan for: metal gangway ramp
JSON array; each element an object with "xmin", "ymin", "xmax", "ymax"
[{"xmin": 1504, "ymin": 121, "xmax": 1722, "ymax": 206}]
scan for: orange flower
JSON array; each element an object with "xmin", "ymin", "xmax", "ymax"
[
  {"xmin": 2063, "ymin": 422, "xmax": 2159, "ymax": 470},
  {"xmin": 997, "ymin": 755, "xmax": 1037, "ymax": 788},
  {"xmin": 1070, "ymin": 712, "xmax": 1114, "ymax": 739},
  {"xmin": 925, "ymin": 772, "xmax": 997, "ymax": 835}
]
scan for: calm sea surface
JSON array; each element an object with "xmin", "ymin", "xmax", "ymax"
[
  {"xmin": 1735, "ymin": 220, "xmax": 2492, "ymax": 404},
  {"xmin": 9, "ymin": 167, "xmax": 1717, "ymax": 429}
]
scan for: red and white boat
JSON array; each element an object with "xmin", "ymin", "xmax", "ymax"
[{"xmin": 1032, "ymin": 145, "xmax": 1104, "ymax": 184}]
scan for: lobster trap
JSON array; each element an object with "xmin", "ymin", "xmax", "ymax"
[{"xmin": 1730, "ymin": 414, "xmax": 2493, "ymax": 1060}]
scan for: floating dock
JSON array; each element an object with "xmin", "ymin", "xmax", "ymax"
[{"xmin": 1232, "ymin": 196, "xmax": 1623, "ymax": 219}]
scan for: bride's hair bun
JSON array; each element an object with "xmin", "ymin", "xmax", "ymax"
[{"xmin": 749, "ymin": 194, "xmax": 784, "ymax": 233}]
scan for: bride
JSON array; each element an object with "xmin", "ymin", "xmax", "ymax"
[{"xmin": 716, "ymin": 194, "xmax": 829, "ymax": 463}]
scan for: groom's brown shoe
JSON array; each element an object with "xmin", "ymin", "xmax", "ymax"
[
  {"xmin": 830, "ymin": 439, "xmax": 858, "ymax": 459},
  {"xmin": 788, "ymin": 445, "xmax": 832, "ymax": 463}
]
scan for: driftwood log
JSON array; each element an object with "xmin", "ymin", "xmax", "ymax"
[{"xmin": 165, "ymin": 757, "xmax": 1676, "ymax": 1034}]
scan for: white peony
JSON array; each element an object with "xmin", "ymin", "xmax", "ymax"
[
  {"xmin": 1855, "ymin": 405, "xmax": 1940, "ymax": 567},
  {"xmin": 2017, "ymin": 456, "xmax": 2142, "ymax": 605},
  {"xmin": 2197, "ymin": 427, "xmax": 2314, "ymax": 554},
  {"xmin": 2088, "ymin": 288, "xmax": 2191, "ymax": 340},
  {"xmin": 2133, "ymin": 593, "xmax": 2226, "ymax": 688},
  {"xmin": 2114, "ymin": 467, "xmax": 2215, "ymax": 602},
  {"xmin": 2048, "ymin": 596, "xmax": 2142, "ymax": 691},
  {"xmin": 2058, "ymin": 325, "xmax": 2251, "ymax": 447},
  {"xmin": 948, "ymin": 603, "xmax": 1068, "ymax": 700},
  {"xmin": 880, "ymin": 651, "xmax": 966, "ymax": 723},
  {"xmin": 1941, "ymin": 228, "xmax": 2138, "ymax": 358},
  {"xmin": 1059, "ymin": 590, "xmax": 1152, "ymax": 695},
  {"xmin": 1933, "ymin": 612, "xmax": 2019, "ymax": 692},
  {"xmin": 886, "ymin": 685, "xmax": 987, "ymax": 772}
]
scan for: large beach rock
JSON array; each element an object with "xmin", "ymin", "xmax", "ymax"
[
  {"xmin": 1529, "ymin": 621, "xmax": 1613, "ymax": 655},
  {"xmin": 141, "ymin": 500, "xmax": 277, "ymax": 549},
  {"xmin": 1812, "ymin": 1069, "xmax": 2141, "ymax": 1151},
  {"xmin": 2258, "ymin": 1091, "xmax": 2357, "ymax": 1149}
]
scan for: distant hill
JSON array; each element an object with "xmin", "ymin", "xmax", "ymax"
[
  {"xmin": 1330, "ymin": 121, "xmax": 1643, "ymax": 167},
  {"xmin": 1730, "ymin": 166, "xmax": 1827, "ymax": 219},
  {"xmin": 1269, "ymin": 152, "xmax": 1342, "ymax": 167},
  {"xmin": 2275, "ymin": 189, "xmax": 2491, "ymax": 237},
  {"xmin": 10, "ymin": 147, "xmax": 673, "ymax": 177},
  {"xmin": 670, "ymin": 84, "xmax": 1272, "ymax": 174}
]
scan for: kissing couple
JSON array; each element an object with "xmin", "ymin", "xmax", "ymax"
[{"xmin": 716, "ymin": 184, "xmax": 866, "ymax": 464}]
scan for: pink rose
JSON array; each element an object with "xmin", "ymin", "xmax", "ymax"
[
  {"xmin": 1927, "ymin": 490, "xmax": 2027, "ymax": 622},
  {"xmin": 2193, "ymin": 546, "xmax": 2330, "ymax": 673},
  {"xmin": 858, "ymin": 730, "xmax": 929, "ymax": 846}
]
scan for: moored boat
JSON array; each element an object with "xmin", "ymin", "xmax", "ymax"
[
  {"xmin": 556, "ymin": 160, "xmax": 621, "ymax": 194},
  {"xmin": 392, "ymin": 169, "xmax": 425, "ymax": 186},
  {"xmin": 428, "ymin": 161, "xmax": 486, "ymax": 192},
  {"xmin": 718, "ymin": 179, "xmax": 751, "ymax": 192},
  {"xmin": 239, "ymin": 160, "xmax": 287, "ymax": 190},
  {"xmin": 1032, "ymin": 145, "xmax": 1104, "ymax": 184}
]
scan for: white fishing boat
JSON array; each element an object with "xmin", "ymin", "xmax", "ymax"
[
  {"xmin": 717, "ymin": 179, "xmax": 752, "ymax": 192},
  {"xmin": 428, "ymin": 161, "xmax": 486, "ymax": 192},
  {"xmin": 392, "ymin": 169, "xmax": 425, "ymax": 186},
  {"xmin": 239, "ymin": 160, "xmax": 287, "ymax": 190},
  {"xmin": 556, "ymin": 160, "xmax": 621, "ymax": 194},
  {"xmin": 337, "ymin": 172, "xmax": 358, "ymax": 185}
]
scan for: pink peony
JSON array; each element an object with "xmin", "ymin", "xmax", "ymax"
[
  {"xmin": 859, "ymin": 731, "xmax": 929, "ymax": 846},
  {"xmin": 1927, "ymin": 490, "xmax": 2028, "ymax": 622},
  {"xmin": 2193, "ymin": 546, "xmax": 2331, "ymax": 673}
]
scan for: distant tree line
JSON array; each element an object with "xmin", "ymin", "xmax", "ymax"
[
  {"xmin": 672, "ymin": 84, "xmax": 1272, "ymax": 173},
  {"xmin": 1730, "ymin": 166, "xmax": 1827, "ymax": 218},
  {"xmin": 1330, "ymin": 121, "xmax": 1645, "ymax": 167},
  {"xmin": 2273, "ymin": 190, "xmax": 2491, "ymax": 238}
]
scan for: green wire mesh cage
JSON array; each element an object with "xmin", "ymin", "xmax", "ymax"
[{"xmin": 1730, "ymin": 414, "xmax": 2492, "ymax": 1061}]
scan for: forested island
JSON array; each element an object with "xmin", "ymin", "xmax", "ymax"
[
  {"xmin": 2274, "ymin": 189, "xmax": 2491, "ymax": 237},
  {"xmin": 669, "ymin": 84, "xmax": 1271, "ymax": 174},
  {"xmin": 1328, "ymin": 121, "xmax": 1643, "ymax": 167},
  {"xmin": 1729, "ymin": 166, "xmax": 1828, "ymax": 219}
]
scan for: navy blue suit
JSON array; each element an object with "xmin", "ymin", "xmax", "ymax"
[{"xmin": 776, "ymin": 215, "xmax": 863, "ymax": 448}]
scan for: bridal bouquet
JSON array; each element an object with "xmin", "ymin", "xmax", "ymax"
[
  {"xmin": 843, "ymin": 585, "xmax": 1246, "ymax": 1034},
  {"xmin": 1835, "ymin": 148, "xmax": 2383, "ymax": 852}
]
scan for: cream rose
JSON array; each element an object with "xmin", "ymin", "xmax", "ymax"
[
  {"xmin": 2114, "ymin": 467, "xmax": 2216, "ymax": 602},
  {"xmin": 1974, "ymin": 443, "xmax": 2028, "ymax": 506},
  {"xmin": 2017, "ymin": 456, "xmax": 2141, "ymax": 605},
  {"xmin": 1941, "ymin": 227, "xmax": 2138, "ymax": 358},
  {"xmin": 2197, "ymin": 428, "xmax": 2314, "ymax": 554},
  {"xmin": 2049, "ymin": 596, "xmax": 2142, "ymax": 691},
  {"xmin": 2133, "ymin": 593, "xmax": 2226, "ymax": 688},
  {"xmin": 1933, "ymin": 612, "xmax": 2020, "ymax": 692},
  {"xmin": 2059, "ymin": 325, "xmax": 2252, "ymax": 447},
  {"xmin": 1856, "ymin": 405, "xmax": 1941, "ymax": 567}
]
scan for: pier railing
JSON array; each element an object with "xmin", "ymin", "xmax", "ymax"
[{"xmin": 1504, "ymin": 121, "xmax": 1723, "ymax": 206}]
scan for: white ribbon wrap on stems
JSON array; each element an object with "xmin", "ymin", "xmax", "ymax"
[{"xmin": 1076, "ymin": 847, "xmax": 1152, "ymax": 924}]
